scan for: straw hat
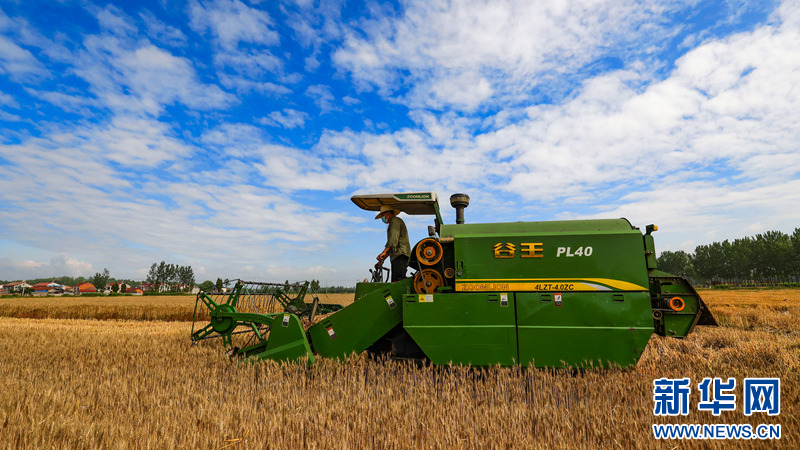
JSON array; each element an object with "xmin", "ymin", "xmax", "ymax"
[{"xmin": 375, "ymin": 205, "xmax": 400, "ymax": 219}]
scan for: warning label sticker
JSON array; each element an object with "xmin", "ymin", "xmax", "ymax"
[
  {"xmin": 326, "ymin": 326, "xmax": 337, "ymax": 339},
  {"xmin": 555, "ymin": 293, "xmax": 562, "ymax": 307},
  {"xmin": 500, "ymin": 293, "xmax": 508, "ymax": 307},
  {"xmin": 385, "ymin": 295, "xmax": 396, "ymax": 309},
  {"xmin": 419, "ymin": 294, "xmax": 434, "ymax": 303},
  {"xmin": 282, "ymin": 314, "xmax": 290, "ymax": 327}
]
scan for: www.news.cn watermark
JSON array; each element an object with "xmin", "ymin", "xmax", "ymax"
[{"xmin": 652, "ymin": 377, "xmax": 781, "ymax": 440}]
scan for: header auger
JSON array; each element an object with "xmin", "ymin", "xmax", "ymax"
[{"xmin": 191, "ymin": 192, "xmax": 716, "ymax": 368}]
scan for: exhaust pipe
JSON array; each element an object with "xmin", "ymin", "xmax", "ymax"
[{"xmin": 450, "ymin": 193, "xmax": 470, "ymax": 224}]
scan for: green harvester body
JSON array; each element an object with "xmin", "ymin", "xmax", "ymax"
[{"xmin": 192, "ymin": 192, "xmax": 715, "ymax": 368}]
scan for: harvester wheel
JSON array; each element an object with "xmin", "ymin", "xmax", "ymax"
[
  {"xmin": 416, "ymin": 239, "xmax": 443, "ymax": 266},
  {"xmin": 414, "ymin": 269, "xmax": 443, "ymax": 294}
]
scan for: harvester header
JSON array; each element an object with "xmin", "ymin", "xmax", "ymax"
[{"xmin": 192, "ymin": 191, "xmax": 716, "ymax": 368}]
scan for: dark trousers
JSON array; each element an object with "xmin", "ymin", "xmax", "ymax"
[{"xmin": 390, "ymin": 255, "xmax": 409, "ymax": 282}]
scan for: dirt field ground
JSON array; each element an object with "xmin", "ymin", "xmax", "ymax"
[{"xmin": 1, "ymin": 289, "xmax": 797, "ymax": 448}]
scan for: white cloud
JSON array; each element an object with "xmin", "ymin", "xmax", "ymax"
[
  {"xmin": 217, "ymin": 74, "xmax": 292, "ymax": 95},
  {"xmin": 0, "ymin": 9, "xmax": 73, "ymax": 67},
  {"xmin": 213, "ymin": 47, "xmax": 282, "ymax": 77},
  {"xmin": 188, "ymin": 0, "xmax": 288, "ymax": 95},
  {"xmin": 0, "ymin": 254, "xmax": 94, "ymax": 279},
  {"xmin": 140, "ymin": 10, "xmax": 187, "ymax": 47},
  {"xmin": 305, "ymin": 125, "xmax": 499, "ymax": 196},
  {"xmin": 305, "ymin": 84, "xmax": 336, "ymax": 112},
  {"xmin": 201, "ymin": 122, "xmax": 354, "ymax": 190},
  {"xmin": 0, "ymin": 35, "xmax": 47, "ymax": 81},
  {"xmin": 288, "ymin": 0, "xmax": 315, "ymax": 9},
  {"xmin": 23, "ymin": 88, "xmax": 97, "ymax": 113},
  {"xmin": 189, "ymin": 0, "xmax": 279, "ymax": 50},
  {"xmin": 116, "ymin": 44, "xmax": 234, "ymax": 110},
  {"xmin": 73, "ymin": 36, "xmax": 235, "ymax": 115},
  {"xmin": 3, "ymin": 3, "xmax": 234, "ymax": 117},
  {"xmin": 333, "ymin": 0, "xmax": 684, "ymax": 110},
  {"xmin": 283, "ymin": 0, "xmax": 345, "ymax": 49},
  {"xmin": 83, "ymin": 116, "xmax": 196, "ymax": 167},
  {"xmin": 429, "ymin": 73, "xmax": 494, "ymax": 111},
  {"xmin": 95, "ymin": 5, "xmax": 138, "ymax": 37},
  {"xmin": 259, "ymin": 108, "xmax": 309, "ymax": 129},
  {"xmin": 475, "ymin": 9, "xmax": 800, "ymax": 204},
  {"xmin": 0, "ymin": 91, "xmax": 18, "ymax": 108},
  {"xmin": 254, "ymin": 144, "xmax": 351, "ymax": 191},
  {"xmin": 0, "ymin": 118, "xmax": 358, "ymax": 281},
  {"xmin": 342, "ymin": 96, "xmax": 359, "ymax": 105},
  {"xmin": 201, "ymin": 122, "xmax": 267, "ymax": 157},
  {"xmin": 0, "ymin": 110, "xmax": 21, "ymax": 121}
]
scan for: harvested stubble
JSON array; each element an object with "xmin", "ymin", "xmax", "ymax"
[
  {"xmin": 1, "ymin": 291, "xmax": 798, "ymax": 448},
  {"xmin": 701, "ymin": 289, "xmax": 800, "ymax": 336},
  {"xmin": 0, "ymin": 293, "xmax": 354, "ymax": 322}
]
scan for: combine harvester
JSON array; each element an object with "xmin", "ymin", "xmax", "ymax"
[{"xmin": 191, "ymin": 192, "xmax": 716, "ymax": 368}]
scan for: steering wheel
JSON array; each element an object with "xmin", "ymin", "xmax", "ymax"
[{"xmin": 370, "ymin": 260, "xmax": 390, "ymax": 283}]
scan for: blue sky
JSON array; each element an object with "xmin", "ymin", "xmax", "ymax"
[{"xmin": 1, "ymin": 0, "xmax": 798, "ymax": 285}]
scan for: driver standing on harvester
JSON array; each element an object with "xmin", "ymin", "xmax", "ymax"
[{"xmin": 376, "ymin": 206, "xmax": 410, "ymax": 282}]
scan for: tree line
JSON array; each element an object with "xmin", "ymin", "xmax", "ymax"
[
  {"xmin": 301, "ymin": 280, "xmax": 354, "ymax": 293},
  {"xmin": 0, "ymin": 274, "xmax": 137, "ymax": 288},
  {"xmin": 3, "ymin": 262, "xmax": 196, "ymax": 295},
  {"xmin": 659, "ymin": 228, "xmax": 800, "ymax": 286},
  {"xmin": 145, "ymin": 261, "xmax": 195, "ymax": 292},
  {"xmin": 190, "ymin": 279, "xmax": 356, "ymax": 293},
  {"xmin": 5, "ymin": 269, "xmax": 358, "ymax": 295}
]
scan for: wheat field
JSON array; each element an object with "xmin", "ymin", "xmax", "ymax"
[
  {"xmin": 0, "ymin": 293, "xmax": 354, "ymax": 322},
  {"xmin": 1, "ymin": 289, "xmax": 797, "ymax": 448}
]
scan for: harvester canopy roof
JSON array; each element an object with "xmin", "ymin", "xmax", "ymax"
[{"xmin": 351, "ymin": 192, "xmax": 440, "ymax": 216}]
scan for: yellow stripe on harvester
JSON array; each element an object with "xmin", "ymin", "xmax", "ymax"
[{"xmin": 455, "ymin": 278, "xmax": 646, "ymax": 292}]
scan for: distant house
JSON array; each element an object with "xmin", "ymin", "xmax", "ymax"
[
  {"xmin": 1, "ymin": 281, "xmax": 33, "ymax": 294},
  {"xmin": 104, "ymin": 283, "xmax": 132, "ymax": 294},
  {"xmin": 139, "ymin": 283, "xmax": 170, "ymax": 293},
  {"xmin": 32, "ymin": 282, "xmax": 55, "ymax": 295},
  {"xmin": 31, "ymin": 282, "xmax": 51, "ymax": 292},
  {"xmin": 30, "ymin": 281, "xmax": 71, "ymax": 295},
  {"xmin": 125, "ymin": 287, "xmax": 143, "ymax": 295},
  {"xmin": 72, "ymin": 282, "xmax": 97, "ymax": 294},
  {"xmin": 175, "ymin": 283, "xmax": 199, "ymax": 294}
]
